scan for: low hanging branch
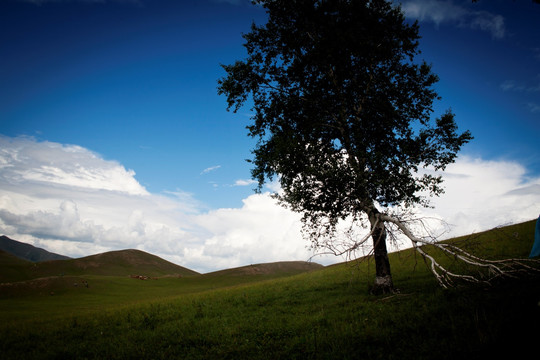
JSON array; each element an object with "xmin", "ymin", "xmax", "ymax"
[
  {"xmin": 380, "ymin": 214, "xmax": 540, "ymax": 288},
  {"xmin": 306, "ymin": 217, "xmax": 378, "ymax": 262}
]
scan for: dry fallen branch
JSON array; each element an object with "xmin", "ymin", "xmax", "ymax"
[{"xmin": 381, "ymin": 214, "xmax": 540, "ymax": 288}]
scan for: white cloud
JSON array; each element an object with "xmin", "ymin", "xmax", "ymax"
[
  {"xmin": 233, "ymin": 179, "xmax": 258, "ymax": 186},
  {"xmin": 188, "ymin": 194, "xmax": 312, "ymax": 271},
  {"xmin": 0, "ymin": 135, "xmax": 538, "ymax": 273},
  {"xmin": 416, "ymin": 156, "xmax": 540, "ymax": 238},
  {"xmin": 401, "ymin": 0, "xmax": 467, "ymax": 25},
  {"xmin": 0, "ymin": 136, "xmax": 318, "ymax": 272},
  {"xmin": 0, "ymin": 136, "xmax": 148, "ymax": 196},
  {"xmin": 200, "ymin": 165, "xmax": 221, "ymax": 175},
  {"xmin": 400, "ymin": 0, "xmax": 506, "ymax": 39},
  {"xmin": 0, "ymin": 135, "xmax": 200, "ymax": 259}
]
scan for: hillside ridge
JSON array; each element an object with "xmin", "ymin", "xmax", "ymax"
[
  {"xmin": 70, "ymin": 248, "xmax": 200, "ymax": 276},
  {"xmin": 0, "ymin": 246, "xmax": 199, "ymax": 282},
  {"xmin": 0, "ymin": 235, "xmax": 71, "ymax": 262},
  {"xmin": 0, "ymin": 237, "xmax": 327, "ymax": 283},
  {"xmin": 206, "ymin": 261, "xmax": 324, "ymax": 277}
]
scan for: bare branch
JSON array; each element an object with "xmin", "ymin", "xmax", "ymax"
[{"xmin": 380, "ymin": 213, "xmax": 540, "ymax": 287}]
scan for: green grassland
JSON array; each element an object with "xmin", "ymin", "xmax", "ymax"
[{"xmin": 1, "ymin": 220, "xmax": 539, "ymax": 359}]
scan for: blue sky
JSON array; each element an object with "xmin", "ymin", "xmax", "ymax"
[
  {"xmin": 1, "ymin": 0, "xmax": 268, "ymax": 209},
  {"xmin": 0, "ymin": 0, "xmax": 539, "ymax": 272},
  {"xmin": 409, "ymin": 1, "xmax": 540, "ymax": 171}
]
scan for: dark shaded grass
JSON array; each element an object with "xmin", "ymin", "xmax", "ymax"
[
  {"xmin": 1, "ymin": 220, "xmax": 538, "ymax": 359},
  {"xmin": 2, "ymin": 272, "xmax": 538, "ymax": 359}
]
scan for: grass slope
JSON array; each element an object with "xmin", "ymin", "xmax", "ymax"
[
  {"xmin": 1, "ymin": 220, "xmax": 539, "ymax": 359},
  {"xmin": 0, "ymin": 250, "xmax": 36, "ymax": 283},
  {"xmin": 0, "ymin": 253, "xmax": 325, "ymax": 322}
]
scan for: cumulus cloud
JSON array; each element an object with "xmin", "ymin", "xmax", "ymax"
[
  {"xmin": 0, "ymin": 135, "xmax": 538, "ymax": 273},
  {"xmin": 0, "ymin": 136, "xmax": 148, "ymax": 196},
  {"xmin": 416, "ymin": 156, "xmax": 540, "ymax": 238},
  {"xmin": 0, "ymin": 135, "xmax": 319, "ymax": 272},
  {"xmin": 187, "ymin": 194, "xmax": 309, "ymax": 271},
  {"xmin": 400, "ymin": 0, "xmax": 506, "ymax": 39},
  {"xmin": 0, "ymin": 135, "xmax": 200, "ymax": 260}
]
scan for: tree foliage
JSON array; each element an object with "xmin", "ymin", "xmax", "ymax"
[{"xmin": 218, "ymin": 0, "xmax": 473, "ymax": 292}]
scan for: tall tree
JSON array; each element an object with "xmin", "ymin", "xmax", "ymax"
[{"xmin": 218, "ymin": 0, "xmax": 474, "ymax": 293}]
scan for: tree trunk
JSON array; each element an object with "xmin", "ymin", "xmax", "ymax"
[{"xmin": 368, "ymin": 207, "xmax": 395, "ymax": 294}]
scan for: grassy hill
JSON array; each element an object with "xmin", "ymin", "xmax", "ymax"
[
  {"xmin": 0, "ymin": 219, "xmax": 538, "ymax": 359},
  {"xmin": 61, "ymin": 249, "xmax": 200, "ymax": 277},
  {"xmin": 0, "ymin": 248, "xmax": 198, "ymax": 284},
  {"xmin": 205, "ymin": 261, "xmax": 323, "ymax": 277}
]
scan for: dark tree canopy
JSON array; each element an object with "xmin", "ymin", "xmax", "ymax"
[{"xmin": 218, "ymin": 0, "xmax": 472, "ymax": 292}]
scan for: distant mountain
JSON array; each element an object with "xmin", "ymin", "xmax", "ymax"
[{"xmin": 0, "ymin": 235, "xmax": 71, "ymax": 262}]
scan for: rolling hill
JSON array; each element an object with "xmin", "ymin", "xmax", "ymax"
[
  {"xmin": 0, "ymin": 236, "xmax": 326, "ymax": 286},
  {"xmin": 0, "ymin": 248, "xmax": 199, "ymax": 283},
  {"xmin": 205, "ymin": 261, "xmax": 324, "ymax": 277},
  {"xmin": 69, "ymin": 249, "xmax": 200, "ymax": 277},
  {"xmin": 0, "ymin": 245, "xmax": 327, "ymax": 305}
]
